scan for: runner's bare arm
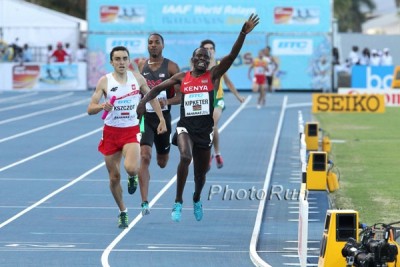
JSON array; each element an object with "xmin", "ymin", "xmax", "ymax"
[
  {"xmin": 135, "ymin": 72, "xmax": 166, "ymax": 133},
  {"xmin": 137, "ymin": 72, "xmax": 185, "ymax": 119},
  {"xmin": 223, "ymin": 73, "xmax": 244, "ymax": 103},
  {"xmin": 213, "ymin": 14, "xmax": 259, "ymax": 82},
  {"xmin": 166, "ymin": 60, "xmax": 182, "ymax": 105},
  {"xmin": 87, "ymin": 75, "xmax": 109, "ymax": 115}
]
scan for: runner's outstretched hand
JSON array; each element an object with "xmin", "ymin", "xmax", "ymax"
[{"xmin": 241, "ymin": 14, "xmax": 260, "ymax": 34}]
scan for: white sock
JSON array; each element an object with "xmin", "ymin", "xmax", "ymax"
[{"xmin": 120, "ymin": 208, "xmax": 127, "ymax": 213}]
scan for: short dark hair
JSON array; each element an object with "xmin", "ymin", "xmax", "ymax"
[
  {"xmin": 200, "ymin": 39, "xmax": 216, "ymax": 50},
  {"xmin": 110, "ymin": 46, "xmax": 129, "ymax": 61},
  {"xmin": 192, "ymin": 47, "xmax": 210, "ymax": 58},
  {"xmin": 148, "ymin": 33, "xmax": 164, "ymax": 45}
]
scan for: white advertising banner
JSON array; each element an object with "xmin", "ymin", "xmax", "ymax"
[
  {"xmin": 0, "ymin": 62, "xmax": 87, "ymax": 91},
  {"xmin": 338, "ymin": 88, "xmax": 400, "ymax": 107}
]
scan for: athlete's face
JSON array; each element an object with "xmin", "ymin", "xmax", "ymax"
[
  {"xmin": 202, "ymin": 44, "xmax": 215, "ymax": 59},
  {"xmin": 110, "ymin": 50, "xmax": 130, "ymax": 74},
  {"xmin": 192, "ymin": 48, "xmax": 210, "ymax": 71},
  {"xmin": 148, "ymin": 35, "xmax": 164, "ymax": 59}
]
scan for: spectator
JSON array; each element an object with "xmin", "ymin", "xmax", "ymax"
[
  {"xmin": 0, "ymin": 40, "xmax": 13, "ymax": 62},
  {"xmin": 46, "ymin": 44, "xmax": 54, "ymax": 63},
  {"xmin": 348, "ymin": 45, "xmax": 360, "ymax": 66},
  {"xmin": 65, "ymin": 42, "xmax": 73, "ymax": 61},
  {"xmin": 75, "ymin": 43, "xmax": 87, "ymax": 62},
  {"xmin": 10, "ymin": 38, "xmax": 23, "ymax": 62},
  {"xmin": 359, "ymin": 47, "xmax": 370, "ymax": 65},
  {"xmin": 332, "ymin": 47, "xmax": 340, "ymax": 65},
  {"xmin": 22, "ymin": 44, "xmax": 33, "ymax": 62},
  {"xmin": 370, "ymin": 49, "xmax": 381, "ymax": 66},
  {"xmin": 381, "ymin": 48, "xmax": 393, "ymax": 66},
  {"xmin": 49, "ymin": 42, "xmax": 70, "ymax": 63}
]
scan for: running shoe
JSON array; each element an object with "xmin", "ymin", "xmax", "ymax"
[
  {"xmin": 193, "ymin": 200, "xmax": 203, "ymax": 221},
  {"xmin": 141, "ymin": 201, "xmax": 150, "ymax": 216},
  {"xmin": 128, "ymin": 175, "xmax": 138, "ymax": 194},
  {"xmin": 118, "ymin": 211, "xmax": 129, "ymax": 229},
  {"xmin": 171, "ymin": 202, "xmax": 182, "ymax": 222},
  {"xmin": 215, "ymin": 154, "xmax": 224, "ymax": 169}
]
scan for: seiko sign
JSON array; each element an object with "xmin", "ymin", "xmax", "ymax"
[
  {"xmin": 272, "ymin": 39, "xmax": 313, "ymax": 55},
  {"xmin": 312, "ymin": 94, "xmax": 385, "ymax": 113}
]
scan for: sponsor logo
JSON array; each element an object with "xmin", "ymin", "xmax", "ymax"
[
  {"xmin": 351, "ymin": 65, "xmax": 394, "ymax": 89},
  {"xmin": 338, "ymin": 88, "xmax": 400, "ymax": 107},
  {"xmin": 110, "ymin": 86, "xmax": 118, "ymax": 92},
  {"xmin": 312, "ymin": 93, "xmax": 385, "ymax": 113},
  {"xmin": 274, "ymin": 7, "xmax": 293, "ymax": 24},
  {"xmin": 100, "ymin": 6, "xmax": 119, "ymax": 23},
  {"xmin": 162, "ymin": 5, "xmax": 192, "ymax": 14},
  {"xmin": 106, "ymin": 38, "xmax": 146, "ymax": 54},
  {"xmin": 272, "ymin": 39, "xmax": 313, "ymax": 55},
  {"xmin": 143, "ymin": 72, "xmax": 150, "ymax": 76},
  {"xmin": 12, "ymin": 65, "xmax": 40, "ymax": 89}
]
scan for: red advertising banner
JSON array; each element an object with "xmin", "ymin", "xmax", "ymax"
[{"xmin": 12, "ymin": 65, "xmax": 40, "ymax": 89}]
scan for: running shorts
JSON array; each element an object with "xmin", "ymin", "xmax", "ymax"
[
  {"xmin": 254, "ymin": 74, "xmax": 266, "ymax": 85},
  {"xmin": 171, "ymin": 126, "xmax": 214, "ymax": 150},
  {"xmin": 140, "ymin": 112, "xmax": 172, "ymax": 155},
  {"xmin": 98, "ymin": 124, "xmax": 140, "ymax": 156}
]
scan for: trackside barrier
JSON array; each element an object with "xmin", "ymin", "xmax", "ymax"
[
  {"xmin": 298, "ymin": 183, "xmax": 309, "ymax": 267},
  {"xmin": 298, "ymin": 111, "xmax": 308, "ymax": 267}
]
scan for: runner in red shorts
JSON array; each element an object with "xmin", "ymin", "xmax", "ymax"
[
  {"xmin": 87, "ymin": 46, "xmax": 166, "ymax": 228},
  {"xmin": 248, "ymin": 50, "xmax": 268, "ymax": 108}
]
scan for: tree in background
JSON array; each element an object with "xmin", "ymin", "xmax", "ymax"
[
  {"xmin": 334, "ymin": 0, "xmax": 376, "ymax": 32},
  {"xmin": 25, "ymin": 0, "xmax": 86, "ymax": 19}
]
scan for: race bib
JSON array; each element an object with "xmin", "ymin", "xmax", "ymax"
[
  {"xmin": 184, "ymin": 92, "xmax": 210, "ymax": 117},
  {"xmin": 145, "ymin": 91, "xmax": 168, "ymax": 112}
]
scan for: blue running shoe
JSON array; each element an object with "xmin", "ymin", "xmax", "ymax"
[
  {"xmin": 141, "ymin": 201, "xmax": 150, "ymax": 216},
  {"xmin": 171, "ymin": 202, "xmax": 182, "ymax": 222},
  {"xmin": 193, "ymin": 200, "xmax": 203, "ymax": 221}
]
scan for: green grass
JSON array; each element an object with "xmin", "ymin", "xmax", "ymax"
[{"xmin": 314, "ymin": 107, "xmax": 400, "ymax": 225}]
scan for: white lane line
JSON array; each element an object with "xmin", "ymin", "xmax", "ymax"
[
  {"xmin": 0, "ymin": 92, "xmax": 74, "ymax": 112},
  {"xmin": 0, "ymin": 127, "xmax": 102, "ymax": 172},
  {"xmin": 249, "ymin": 95, "xmax": 288, "ymax": 267},
  {"xmin": 0, "ymin": 98, "xmax": 89, "ymax": 125},
  {"xmin": 286, "ymin": 103, "xmax": 312, "ymax": 109},
  {"xmin": 0, "ymin": 162, "xmax": 105, "ymax": 229},
  {"xmin": 0, "ymin": 92, "xmax": 38, "ymax": 103},
  {"xmin": 0, "ymin": 113, "xmax": 88, "ymax": 143},
  {"xmin": 101, "ymin": 95, "xmax": 253, "ymax": 267}
]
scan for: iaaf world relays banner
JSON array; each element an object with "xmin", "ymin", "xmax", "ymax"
[
  {"xmin": 87, "ymin": 0, "xmax": 331, "ymax": 90},
  {"xmin": 87, "ymin": 0, "xmax": 331, "ymax": 33}
]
